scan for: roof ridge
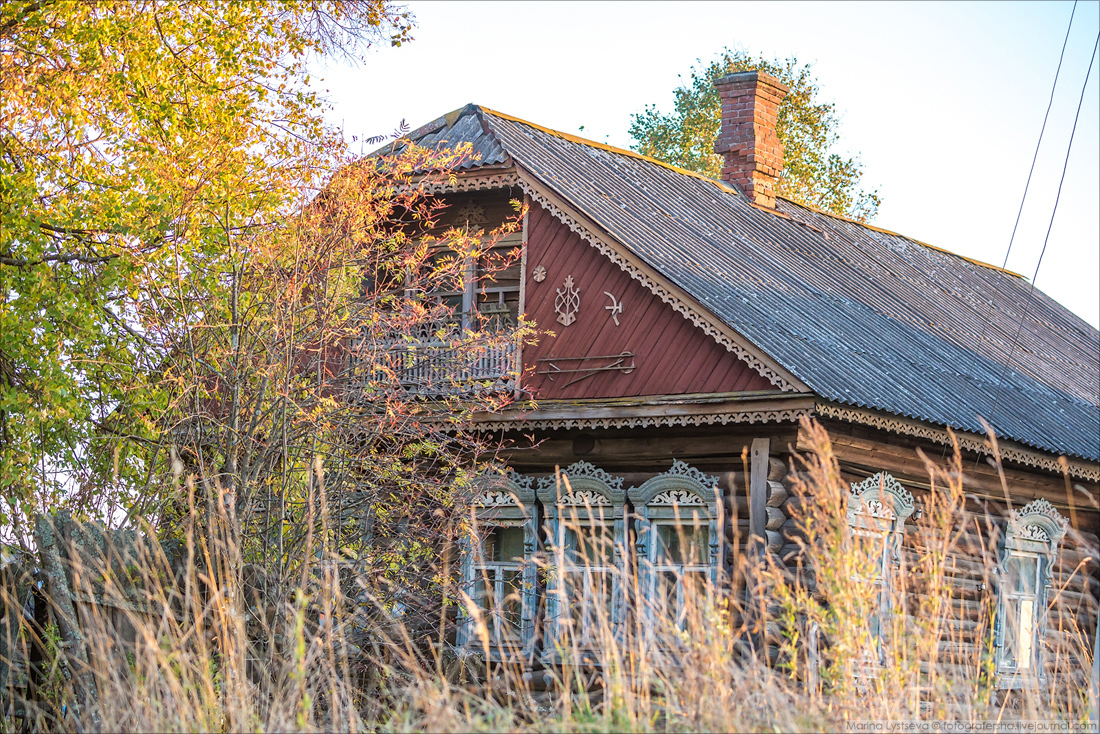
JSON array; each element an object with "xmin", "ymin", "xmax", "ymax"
[
  {"xmin": 475, "ymin": 105, "xmax": 743, "ymax": 197},
  {"xmin": 475, "ymin": 105, "xmax": 1024, "ymax": 281}
]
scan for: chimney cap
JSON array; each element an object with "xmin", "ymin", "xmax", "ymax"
[{"xmin": 714, "ymin": 70, "xmax": 789, "ymax": 93}]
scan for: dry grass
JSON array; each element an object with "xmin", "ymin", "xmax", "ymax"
[{"xmin": 3, "ymin": 421, "xmax": 1096, "ymax": 732}]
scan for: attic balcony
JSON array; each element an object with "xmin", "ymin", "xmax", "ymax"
[{"xmin": 355, "ymin": 304, "xmax": 522, "ymax": 398}]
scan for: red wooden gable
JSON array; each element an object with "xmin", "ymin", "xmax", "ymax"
[{"xmin": 522, "ymin": 204, "xmax": 772, "ymax": 399}]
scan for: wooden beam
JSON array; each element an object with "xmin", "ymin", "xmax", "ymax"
[{"xmin": 750, "ymin": 437, "xmax": 770, "ymax": 554}]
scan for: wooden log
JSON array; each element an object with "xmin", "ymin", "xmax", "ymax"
[
  {"xmin": 765, "ymin": 480, "xmax": 788, "ymax": 508},
  {"xmin": 766, "ymin": 530, "xmax": 782, "ymax": 553},
  {"xmin": 765, "ymin": 506, "xmax": 785, "ymax": 531},
  {"xmin": 819, "ymin": 430, "xmax": 1099, "ymax": 521}
]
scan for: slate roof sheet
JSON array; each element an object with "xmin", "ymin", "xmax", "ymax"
[{"xmin": 396, "ymin": 105, "xmax": 1100, "ymax": 461}]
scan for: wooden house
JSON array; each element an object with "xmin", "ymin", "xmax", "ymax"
[{"xmin": 378, "ymin": 71, "xmax": 1100, "ymax": 690}]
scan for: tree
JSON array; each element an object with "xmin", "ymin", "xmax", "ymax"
[
  {"xmin": 0, "ymin": 1, "xmax": 413, "ymax": 530},
  {"xmin": 629, "ymin": 48, "xmax": 881, "ymax": 221}
]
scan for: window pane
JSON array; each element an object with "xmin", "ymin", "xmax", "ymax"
[
  {"xmin": 564, "ymin": 569, "xmax": 612, "ymax": 635},
  {"xmin": 1007, "ymin": 554, "xmax": 1039, "ymax": 596},
  {"xmin": 1017, "ymin": 598, "xmax": 1034, "ymax": 670},
  {"xmin": 500, "ymin": 569, "xmax": 523, "ymax": 635},
  {"xmin": 852, "ymin": 530, "xmax": 888, "ymax": 582},
  {"xmin": 485, "ymin": 526, "xmax": 525, "ymax": 563},
  {"xmin": 657, "ymin": 524, "xmax": 709, "ymax": 565},
  {"xmin": 565, "ymin": 523, "xmax": 614, "ymax": 565},
  {"xmin": 658, "ymin": 571, "xmax": 678, "ymax": 615},
  {"xmin": 476, "ymin": 245, "xmax": 521, "ymax": 329},
  {"xmin": 682, "ymin": 570, "xmax": 707, "ymax": 604}
]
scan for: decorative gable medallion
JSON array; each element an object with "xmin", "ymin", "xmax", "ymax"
[
  {"xmin": 555, "ymin": 275, "xmax": 580, "ymax": 326},
  {"xmin": 532, "ymin": 265, "xmax": 547, "ymax": 282},
  {"xmin": 604, "ymin": 292, "xmax": 623, "ymax": 326}
]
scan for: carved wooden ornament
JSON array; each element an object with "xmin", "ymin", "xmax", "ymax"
[
  {"xmin": 532, "ymin": 265, "xmax": 547, "ymax": 283},
  {"xmin": 555, "ymin": 275, "xmax": 580, "ymax": 326},
  {"xmin": 604, "ymin": 292, "xmax": 623, "ymax": 326}
]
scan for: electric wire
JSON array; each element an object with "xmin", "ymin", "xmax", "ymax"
[
  {"xmin": 967, "ymin": 0, "xmax": 1077, "ymax": 418},
  {"xmin": 986, "ymin": 32, "xmax": 1099, "ymax": 433}
]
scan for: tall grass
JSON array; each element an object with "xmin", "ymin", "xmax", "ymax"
[{"xmin": 4, "ymin": 422, "xmax": 1096, "ymax": 731}]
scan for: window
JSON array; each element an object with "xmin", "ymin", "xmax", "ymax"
[
  {"xmin": 537, "ymin": 461, "xmax": 627, "ymax": 658},
  {"xmin": 629, "ymin": 460, "xmax": 722, "ymax": 632},
  {"xmin": 417, "ymin": 199, "xmax": 523, "ymax": 337},
  {"xmin": 457, "ymin": 470, "xmax": 537, "ymax": 661},
  {"xmin": 995, "ymin": 498, "xmax": 1067, "ymax": 688},
  {"xmin": 847, "ymin": 472, "xmax": 916, "ymax": 670}
]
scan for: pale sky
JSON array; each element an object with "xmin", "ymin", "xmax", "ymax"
[{"xmin": 315, "ymin": 0, "xmax": 1100, "ymax": 330}]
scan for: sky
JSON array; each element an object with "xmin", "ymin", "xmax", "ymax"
[{"xmin": 315, "ymin": 0, "xmax": 1100, "ymax": 329}]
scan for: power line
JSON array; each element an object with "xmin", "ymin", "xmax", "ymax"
[
  {"xmin": 986, "ymin": 31, "xmax": 1100, "ymax": 431},
  {"xmin": 1000, "ymin": 0, "xmax": 1079, "ymax": 273},
  {"xmin": 966, "ymin": 1, "xmax": 1077, "ymax": 416}
]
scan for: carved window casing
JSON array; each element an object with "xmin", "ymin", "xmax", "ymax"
[
  {"xmin": 847, "ymin": 472, "xmax": 916, "ymax": 669},
  {"xmin": 995, "ymin": 498, "xmax": 1067, "ymax": 688},
  {"xmin": 457, "ymin": 470, "xmax": 538, "ymax": 661},
  {"xmin": 628, "ymin": 460, "xmax": 722, "ymax": 631},
  {"xmin": 537, "ymin": 461, "xmax": 627, "ymax": 658}
]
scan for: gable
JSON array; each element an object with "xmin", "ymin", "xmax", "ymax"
[{"xmin": 523, "ymin": 203, "xmax": 773, "ymax": 400}]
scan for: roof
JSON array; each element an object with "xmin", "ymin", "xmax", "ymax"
[{"xmin": 384, "ymin": 104, "xmax": 1100, "ymax": 462}]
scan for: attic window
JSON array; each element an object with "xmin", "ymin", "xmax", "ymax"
[{"xmin": 995, "ymin": 499, "xmax": 1067, "ymax": 688}]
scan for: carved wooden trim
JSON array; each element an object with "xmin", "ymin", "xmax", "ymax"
[
  {"xmin": 514, "ymin": 176, "xmax": 799, "ymax": 392},
  {"xmin": 628, "ymin": 459, "xmax": 719, "ymax": 508},
  {"xmin": 648, "ymin": 490, "xmax": 707, "ymax": 507},
  {"xmin": 816, "ymin": 402, "xmax": 1100, "ymax": 482},
  {"xmin": 1007, "ymin": 498, "xmax": 1068, "ymax": 549},
  {"xmin": 537, "ymin": 460, "xmax": 625, "ymax": 494},
  {"xmin": 849, "ymin": 472, "xmax": 916, "ymax": 522},
  {"xmin": 406, "ymin": 170, "xmax": 520, "ymax": 195},
  {"xmin": 474, "ymin": 406, "xmax": 808, "ymax": 432}
]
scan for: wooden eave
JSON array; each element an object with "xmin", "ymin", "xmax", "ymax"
[
  {"xmin": 813, "ymin": 400, "xmax": 1100, "ymax": 484},
  {"xmin": 470, "ymin": 390, "xmax": 814, "ymax": 431}
]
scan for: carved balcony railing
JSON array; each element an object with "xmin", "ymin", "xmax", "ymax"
[{"xmin": 353, "ymin": 333, "xmax": 521, "ymax": 397}]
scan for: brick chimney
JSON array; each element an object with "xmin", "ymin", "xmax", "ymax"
[{"xmin": 713, "ymin": 70, "xmax": 789, "ymax": 208}]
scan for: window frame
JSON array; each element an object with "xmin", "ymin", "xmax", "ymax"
[
  {"xmin": 536, "ymin": 461, "xmax": 627, "ymax": 661},
  {"xmin": 628, "ymin": 460, "xmax": 722, "ymax": 633},
  {"xmin": 847, "ymin": 472, "xmax": 917, "ymax": 671},
  {"xmin": 457, "ymin": 470, "xmax": 538, "ymax": 662},
  {"xmin": 994, "ymin": 498, "xmax": 1067, "ymax": 689}
]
